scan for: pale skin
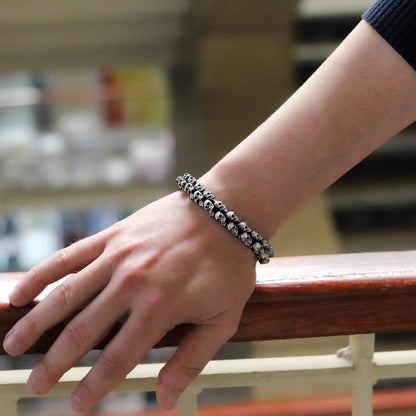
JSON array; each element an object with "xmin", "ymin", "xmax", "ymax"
[{"xmin": 3, "ymin": 20, "xmax": 416, "ymax": 412}]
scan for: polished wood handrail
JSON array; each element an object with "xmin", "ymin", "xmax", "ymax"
[{"xmin": 0, "ymin": 250, "xmax": 415, "ymax": 355}]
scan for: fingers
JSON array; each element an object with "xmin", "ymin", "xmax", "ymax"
[
  {"xmin": 3, "ymin": 259, "xmax": 111, "ymax": 356},
  {"xmin": 26, "ymin": 288, "xmax": 127, "ymax": 397},
  {"xmin": 9, "ymin": 233, "xmax": 105, "ymax": 307},
  {"xmin": 68, "ymin": 310, "xmax": 169, "ymax": 412},
  {"xmin": 156, "ymin": 321, "xmax": 238, "ymax": 409}
]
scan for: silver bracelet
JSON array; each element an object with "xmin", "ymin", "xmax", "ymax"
[{"xmin": 176, "ymin": 173, "xmax": 274, "ymax": 264}]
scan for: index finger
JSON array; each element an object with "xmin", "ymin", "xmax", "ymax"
[{"xmin": 9, "ymin": 233, "xmax": 105, "ymax": 307}]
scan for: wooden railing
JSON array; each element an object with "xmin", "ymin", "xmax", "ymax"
[{"xmin": 0, "ymin": 250, "xmax": 415, "ymax": 415}]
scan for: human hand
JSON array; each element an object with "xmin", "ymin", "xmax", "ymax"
[{"xmin": 2, "ymin": 191, "xmax": 256, "ymax": 412}]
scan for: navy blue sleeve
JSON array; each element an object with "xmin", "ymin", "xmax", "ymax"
[{"xmin": 363, "ymin": 0, "xmax": 416, "ymax": 70}]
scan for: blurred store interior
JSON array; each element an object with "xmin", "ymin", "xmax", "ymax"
[{"xmin": 0, "ymin": 0, "xmax": 415, "ymax": 414}]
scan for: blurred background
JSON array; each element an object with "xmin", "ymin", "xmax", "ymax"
[{"xmin": 0, "ymin": 0, "xmax": 415, "ymax": 414}]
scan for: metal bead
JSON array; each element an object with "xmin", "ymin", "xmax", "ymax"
[
  {"xmin": 214, "ymin": 200, "xmax": 226, "ymax": 212},
  {"xmin": 252, "ymin": 242, "xmax": 262, "ymax": 254},
  {"xmin": 194, "ymin": 183, "xmax": 204, "ymax": 192},
  {"xmin": 259, "ymin": 249, "xmax": 269, "ymax": 260},
  {"xmin": 203, "ymin": 190, "xmax": 215, "ymax": 200},
  {"xmin": 183, "ymin": 173, "xmax": 196, "ymax": 184},
  {"xmin": 261, "ymin": 241, "xmax": 273, "ymax": 257},
  {"xmin": 214, "ymin": 211, "xmax": 227, "ymax": 225},
  {"xmin": 178, "ymin": 178, "xmax": 187, "ymax": 189},
  {"xmin": 226, "ymin": 211, "xmax": 240, "ymax": 222},
  {"xmin": 187, "ymin": 175, "xmax": 197, "ymax": 185},
  {"xmin": 193, "ymin": 190, "xmax": 203, "ymax": 202},
  {"xmin": 227, "ymin": 222, "xmax": 239, "ymax": 234},
  {"xmin": 184, "ymin": 183, "xmax": 194, "ymax": 194},
  {"xmin": 262, "ymin": 240, "xmax": 272, "ymax": 251},
  {"xmin": 251, "ymin": 231, "xmax": 263, "ymax": 241},
  {"xmin": 240, "ymin": 232, "xmax": 253, "ymax": 247},
  {"xmin": 227, "ymin": 221, "xmax": 236, "ymax": 231},
  {"xmin": 238, "ymin": 222, "xmax": 251, "ymax": 233},
  {"xmin": 203, "ymin": 200, "xmax": 214, "ymax": 211},
  {"xmin": 231, "ymin": 227, "xmax": 239, "ymax": 237}
]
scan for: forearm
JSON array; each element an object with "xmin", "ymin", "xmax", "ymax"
[{"xmin": 200, "ymin": 20, "xmax": 416, "ymax": 239}]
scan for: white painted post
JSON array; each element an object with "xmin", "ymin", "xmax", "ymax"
[
  {"xmin": 177, "ymin": 389, "xmax": 199, "ymax": 416},
  {"xmin": 349, "ymin": 334, "xmax": 375, "ymax": 416},
  {"xmin": 0, "ymin": 397, "xmax": 18, "ymax": 416}
]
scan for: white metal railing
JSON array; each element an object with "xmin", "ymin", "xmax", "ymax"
[
  {"xmin": 2, "ymin": 333, "xmax": 416, "ymax": 415},
  {"xmin": 1, "ymin": 251, "xmax": 415, "ymax": 415}
]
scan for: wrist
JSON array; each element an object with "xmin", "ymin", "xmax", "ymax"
[
  {"xmin": 173, "ymin": 189, "xmax": 258, "ymax": 268},
  {"xmin": 177, "ymin": 173, "xmax": 274, "ymax": 264},
  {"xmin": 199, "ymin": 161, "xmax": 282, "ymax": 241}
]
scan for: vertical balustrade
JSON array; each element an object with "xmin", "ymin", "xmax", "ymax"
[
  {"xmin": 1, "ymin": 397, "xmax": 18, "ymax": 416},
  {"xmin": 338, "ymin": 334, "xmax": 376, "ymax": 416},
  {"xmin": 350, "ymin": 334, "xmax": 376, "ymax": 416},
  {"xmin": 177, "ymin": 388, "xmax": 200, "ymax": 416}
]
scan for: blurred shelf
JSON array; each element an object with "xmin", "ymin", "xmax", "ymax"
[
  {"xmin": 294, "ymin": 42, "xmax": 339, "ymax": 63},
  {"xmin": 340, "ymin": 229, "xmax": 416, "ymax": 253},
  {"xmin": 329, "ymin": 180, "xmax": 416, "ymax": 212},
  {"xmin": 0, "ymin": 0, "xmax": 190, "ymax": 71},
  {"xmin": 0, "ymin": 182, "xmax": 172, "ymax": 213},
  {"xmin": 299, "ymin": 0, "xmax": 373, "ymax": 18}
]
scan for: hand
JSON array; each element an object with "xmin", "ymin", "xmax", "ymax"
[{"xmin": 3, "ymin": 191, "xmax": 256, "ymax": 412}]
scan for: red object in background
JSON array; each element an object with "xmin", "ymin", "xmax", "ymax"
[
  {"xmin": 101, "ymin": 69, "xmax": 125, "ymax": 127},
  {"xmin": 23, "ymin": 388, "xmax": 416, "ymax": 416}
]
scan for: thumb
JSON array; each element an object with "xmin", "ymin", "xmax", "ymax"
[{"xmin": 156, "ymin": 322, "xmax": 237, "ymax": 409}]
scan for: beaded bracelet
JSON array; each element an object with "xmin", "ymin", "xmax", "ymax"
[{"xmin": 176, "ymin": 173, "xmax": 274, "ymax": 264}]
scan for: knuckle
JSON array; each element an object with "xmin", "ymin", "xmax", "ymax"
[
  {"xmin": 37, "ymin": 356, "xmax": 52, "ymax": 378},
  {"xmin": 28, "ymin": 266, "xmax": 43, "ymax": 289},
  {"xmin": 55, "ymin": 281, "xmax": 74, "ymax": 309},
  {"xmin": 159, "ymin": 365, "xmax": 203, "ymax": 397},
  {"xmin": 159, "ymin": 359, "xmax": 203, "ymax": 391},
  {"xmin": 74, "ymin": 380, "xmax": 92, "ymax": 402},
  {"xmin": 116, "ymin": 266, "xmax": 143, "ymax": 291},
  {"xmin": 53, "ymin": 246, "xmax": 72, "ymax": 270},
  {"xmin": 104, "ymin": 221, "xmax": 122, "ymax": 240},
  {"xmin": 140, "ymin": 292, "xmax": 168, "ymax": 320},
  {"xmin": 106, "ymin": 241, "xmax": 136, "ymax": 267},
  {"xmin": 183, "ymin": 364, "xmax": 204, "ymax": 381},
  {"xmin": 98, "ymin": 350, "xmax": 126, "ymax": 379},
  {"xmin": 23, "ymin": 313, "xmax": 38, "ymax": 335},
  {"xmin": 223, "ymin": 321, "xmax": 239, "ymax": 340},
  {"xmin": 11, "ymin": 313, "xmax": 39, "ymax": 351},
  {"xmin": 62, "ymin": 320, "xmax": 90, "ymax": 350},
  {"xmin": 115, "ymin": 255, "xmax": 160, "ymax": 293}
]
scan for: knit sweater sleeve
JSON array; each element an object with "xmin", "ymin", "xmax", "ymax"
[{"xmin": 363, "ymin": 0, "xmax": 416, "ymax": 70}]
